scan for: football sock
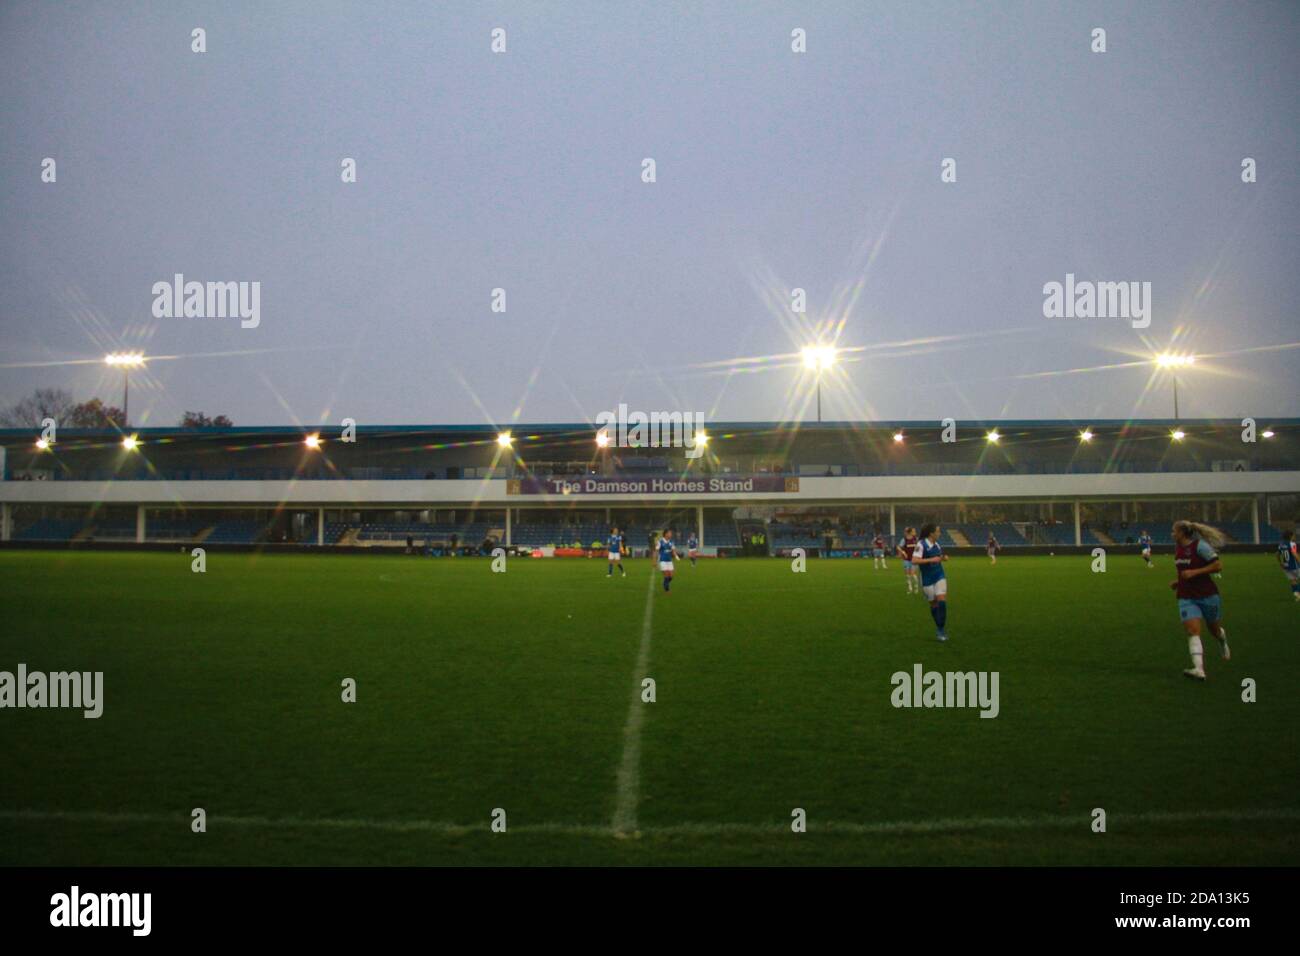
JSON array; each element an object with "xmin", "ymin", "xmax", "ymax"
[
  {"xmin": 1187, "ymin": 635, "xmax": 1204, "ymax": 672},
  {"xmin": 935, "ymin": 602, "xmax": 947, "ymax": 630}
]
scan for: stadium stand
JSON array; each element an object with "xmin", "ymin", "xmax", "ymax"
[
  {"xmin": 1218, "ymin": 521, "xmax": 1261, "ymax": 544},
  {"xmin": 145, "ymin": 516, "xmax": 212, "ymax": 541},
  {"xmin": 13, "ymin": 517, "xmax": 84, "ymax": 541},
  {"xmin": 323, "ymin": 522, "xmax": 352, "ymax": 545},
  {"xmin": 89, "ymin": 520, "xmax": 136, "ymax": 540},
  {"xmin": 204, "ymin": 520, "xmax": 265, "ymax": 544},
  {"xmin": 704, "ymin": 519, "xmax": 741, "ymax": 547},
  {"xmin": 355, "ymin": 521, "xmax": 494, "ymax": 546}
]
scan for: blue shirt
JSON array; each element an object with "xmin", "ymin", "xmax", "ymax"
[
  {"xmin": 912, "ymin": 538, "xmax": 946, "ymax": 586},
  {"xmin": 608, "ymin": 533, "xmax": 623, "ymax": 554},
  {"xmin": 688, "ymin": 535, "xmax": 698, "ymax": 549},
  {"xmin": 1139, "ymin": 534, "xmax": 1152, "ymax": 549},
  {"xmin": 657, "ymin": 538, "xmax": 677, "ymax": 562},
  {"xmin": 1279, "ymin": 541, "xmax": 1298, "ymax": 572}
]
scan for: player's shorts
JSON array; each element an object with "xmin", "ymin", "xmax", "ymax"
[
  {"xmin": 1177, "ymin": 594, "xmax": 1222, "ymax": 623},
  {"xmin": 1141, "ymin": 547, "xmax": 1151, "ymax": 556},
  {"xmin": 872, "ymin": 548, "xmax": 884, "ymax": 557},
  {"xmin": 902, "ymin": 560, "xmax": 914, "ymax": 571},
  {"xmin": 659, "ymin": 561, "xmax": 674, "ymax": 572},
  {"xmin": 922, "ymin": 578, "xmax": 948, "ymax": 601},
  {"xmin": 608, "ymin": 551, "xmax": 620, "ymax": 561},
  {"xmin": 688, "ymin": 548, "xmax": 698, "ymax": 556}
]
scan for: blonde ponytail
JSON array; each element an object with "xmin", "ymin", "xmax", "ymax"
[{"xmin": 1174, "ymin": 520, "xmax": 1227, "ymax": 550}]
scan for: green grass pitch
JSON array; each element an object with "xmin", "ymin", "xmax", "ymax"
[{"xmin": 1, "ymin": 548, "xmax": 1297, "ymax": 866}]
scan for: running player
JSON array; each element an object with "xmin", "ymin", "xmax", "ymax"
[
  {"xmin": 1138, "ymin": 530, "xmax": 1154, "ymax": 568},
  {"xmin": 872, "ymin": 532, "xmax": 887, "ymax": 570},
  {"xmin": 1171, "ymin": 520, "xmax": 1230, "ymax": 680},
  {"xmin": 986, "ymin": 532, "xmax": 999, "ymax": 565},
  {"xmin": 911, "ymin": 523, "xmax": 949, "ymax": 642},
  {"xmin": 687, "ymin": 530, "xmax": 699, "ymax": 567},
  {"xmin": 1277, "ymin": 530, "xmax": 1299, "ymax": 602},
  {"xmin": 657, "ymin": 529, "xmax": 681, "ymax": 593},
  {"xmin": 606, "ymin": 526, "xmax": 627, "ymax": 578},
  {"xmin": 897, "ymin": 526, "xmax": 920, "ymax": 594}
]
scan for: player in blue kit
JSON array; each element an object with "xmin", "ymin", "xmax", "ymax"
[
  {"xmin": 606, "ymin": 526, "xmax": 627, "ymax": 578},
  {"xmin": 1138, "ymin": 530, "xmax": 1154, "ymax": 568},
  {"xmin": 657, "ymin": 529, "xmax": 681, "ymax": 592},
  {"xmin": 911, "ymin": 523, "xmax": 949, "ymax": 641},
  {"xmin": 1278, "ymin": 530, "xmax": 1299, "ymax": 602},
  {"xmin": 687, "ymin": 531, "xmax": 699, "ymax": 566}
]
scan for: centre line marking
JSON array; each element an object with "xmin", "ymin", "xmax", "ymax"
[{"xmin": 612, "ymin": 568, "xmax": 658, "ymax": 835}]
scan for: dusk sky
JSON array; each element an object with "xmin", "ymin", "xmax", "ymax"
[{"xmin": 2, "ymin": 0, "xmax": 1297, "ymax": 429}]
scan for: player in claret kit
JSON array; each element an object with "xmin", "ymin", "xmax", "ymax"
[
  {"xmin": 1139, "ymin": 530, "xmax": 1154, "ymax": 568},
  {"xmin": 872, "ymin": 532, "xmax": 888, "ymax": 570},
  {"xmin": 1277, "ymin": 530, "xmax": 1300, "ymax": 602},
  {"xmin": 911, "ymin": 523, "xmax": 949, "ymax": 642},
  {"xmin": 897, "ymin": 526, "xmax": 920, "ymax": 595},
  {"xmin": 1171, "ymin": 520, "xmax": 1230, "ymax": 681},
  {"xmin": 606, "ymin": 526, "xmax": 627, "ymax": 578},
  {"xmin": 657, "ymin": 528, "xmax": 681, "ymax": 593},
  {"xmin": 986, "ymin": 532, "xmax": 999, "ymax": 565}
]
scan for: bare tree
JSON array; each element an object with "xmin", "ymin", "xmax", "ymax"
[
  {"xmin": 179, "ymin": 411, "xmax": 234, "ymax": 427},
  {"xmin": 64, "ymin": 398, "xmax": 126, "ymax": 429},
  {"xmin": 0, "ymin": 388, "xmax": 75, "ymax": 427}
]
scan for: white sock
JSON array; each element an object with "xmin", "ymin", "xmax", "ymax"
[{"xmin": 1188, "ymin": 635, "xmax": 1204, "ymax": 672}]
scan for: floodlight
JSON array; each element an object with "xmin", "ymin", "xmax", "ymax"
[
  {"xmin": 986, "ymin": 430, "xmax": 1001, "ymax": 443},
  {"xmin": 496, "ymin": 431, "xmax": 513, "ymax": 448},
  {"xmin": 105, "ymin": 352, "xmax": 146, "ymax": 367},
  {"xmin": 1262, "ymin": 430, "xmax": 1275, "ymax": 439},
  {"xmin": 1171, "ymin": 429, "xmax": 1186, "ymax": 441},
  {"xmin": 893, "ymin": 432, "xmax": 905, "ymax": 443},
  {"xmin": 1080, "ymin": 429, "xmax": 1094, "ymax": 442},
  {"xmin": 801, "ymin": 345, "xmax": 836, "ymax": 371},
  {"xmin": 595, "ymin": 430, "xmax": 610, "ymax": 448},
  {"xmin": 122, "ymin": 435, "xmax": 140, "ymax": 450},
  {"xmin": 304, "ymin": 433, "xmax": 322, "ymax": 450},
  {"xmin": 35, "ymin": 437, "xmax": 50, "ymax": 450}
]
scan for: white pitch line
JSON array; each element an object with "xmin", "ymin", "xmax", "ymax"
[
  {"xmin": 1, "ymin": 807, "xmax": 1297, "ymax": 838},
  {"xmin": 611, "ymin": 569, "xmax": 658, "ymax": 835}
]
